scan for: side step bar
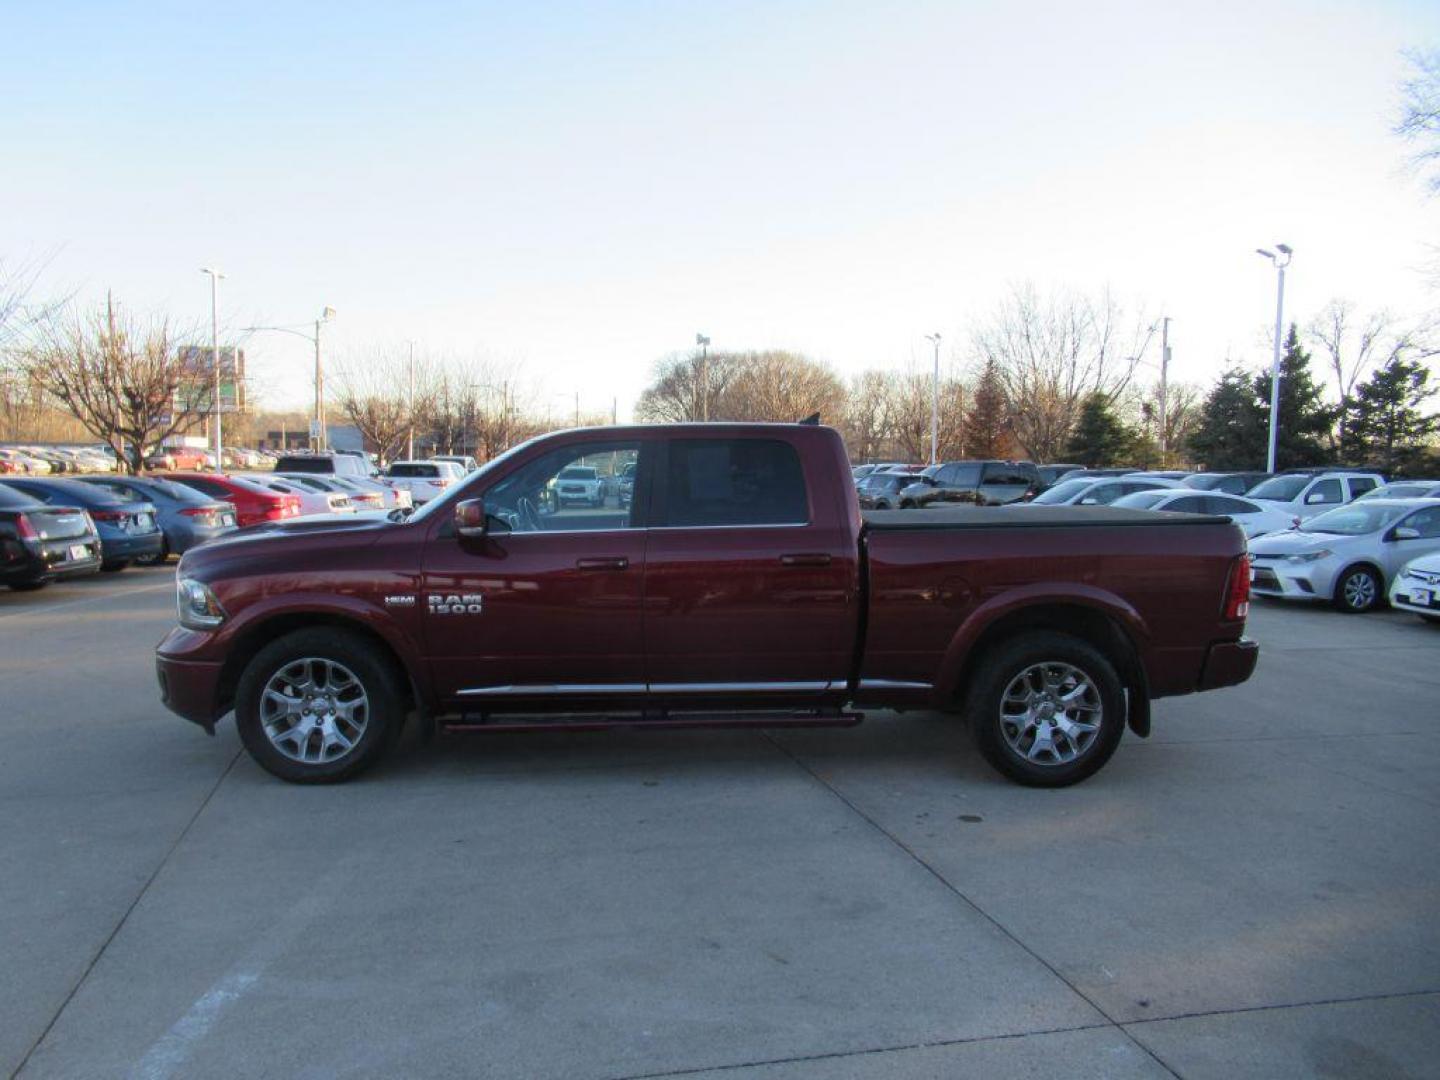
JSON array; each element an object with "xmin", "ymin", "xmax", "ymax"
[{"xmin": 442, "ymin": 707, "xmax": 864, "ymax": 734}]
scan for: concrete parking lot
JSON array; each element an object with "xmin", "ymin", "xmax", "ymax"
[{"xmin": 1, "ymin": 568, "xmax": 1437, "ymax": 1080}]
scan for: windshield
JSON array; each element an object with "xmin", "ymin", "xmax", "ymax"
[
  {"xmin": 1300, "ymin": 503, "xmax": 1410, "ymax": 535},
  {"xmin": 1111, "ymin": 491, "xmax": 1167, "ymax": 510},
  {"xmin": 1362, "ymin": 482, "xmax": 1433, "ymax": 500},
  {"xmin": 1249, "ymin": 475, "xmax": 1308, "ymax": 501},
  {"xmin": 1031, "ymin": 478, "xmax": 1091, "ymax": 504}
]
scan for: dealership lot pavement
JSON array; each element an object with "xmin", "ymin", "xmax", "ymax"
[{"xmin": 1, "ymin": 568, "xmax": 1436, "ymax": 1079}]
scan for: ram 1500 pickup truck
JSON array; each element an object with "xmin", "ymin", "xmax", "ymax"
[{"xmin": 156, "ymin": 423, "xmax": 1258, "ymax": 786}]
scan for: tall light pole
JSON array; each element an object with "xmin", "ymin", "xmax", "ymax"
[
  {"xmin": 406, "ymin": 340, "xmax": 416, "ymax": 460},
  {"xmin": 695, "ymin": 333, "xmax": 710, "ymax": 421},
  {"xmin": 1157, "ymin": 316, "xmax": 1172, "ymax": 461},
  {"xmin": 925, "ymin": 332, "xmax": 941, "ymax": 465},
  {"xmin": 200, "ymin": 268, "xmax": 225, "ymax": 462},
  {"xmin": 314, "ymin": 306, "xmax": 336, "ymax": 451},
  {"xmin": 240, "ymin": 308, "xmax": 334, "ymax": 451},
  {"xmin": 1255, "ymin": 245, "xmax": 1293, "ymax": 473}
]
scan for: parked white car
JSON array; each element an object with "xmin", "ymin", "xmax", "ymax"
[
  {"xmin": 550, "ymin": 465, "xmax": 605, "ymax": 507},
  {"xmin": 1246, "ymin": 471, "xmax": 1384, "ymax": 522},
  {"xmin": 384, "ymin": 460, "xmax": 465, "ymax": 504},
  {"xmin": 236, "ymin": 473, "xmax": 356, "ymax": 516},
  {"xmin": 1389, "ymin": 551, "xmax": 1440, "ymax": 624},
  {"xmin": 1356, "ymin": 479, "xmax": 1440, "ymax": 501},
  {"xmin": 1248, "ymin": 499, "xmax": 1440, "ymax": 612},
  {"xmin": 1110, "ymin": 489, "xmax": 1296, "ymax": 538},
  {"xmin": 1026, "ymin": 476, "xmax": 1181, "ymax": 506}
]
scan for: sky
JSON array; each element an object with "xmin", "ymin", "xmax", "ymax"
[{"xmin": 4, "ymin": 0, "xmax": 1439, "ymax": 421}]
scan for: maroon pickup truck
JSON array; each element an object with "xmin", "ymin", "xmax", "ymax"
[{"xmin": 156, "ymin": 423, "xmax": 1257, "ymax": 786}]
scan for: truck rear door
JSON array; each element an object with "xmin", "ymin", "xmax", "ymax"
[{"xmin": 642, "ymin": 432, "xmax": 859, "ymax": 701}]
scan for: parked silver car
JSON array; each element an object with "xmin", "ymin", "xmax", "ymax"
[{"xmin": 1248, "ymin": 499, "xmax": 1440, "ymax": 612}]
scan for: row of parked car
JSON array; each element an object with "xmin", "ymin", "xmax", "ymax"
[
  {"xmin": 853, "ymin": 459, "xmax": 1440, "ymax": 618},
  {"xmin": 0, "ymin": 444, "xmax": 120, "ymax": 474}
]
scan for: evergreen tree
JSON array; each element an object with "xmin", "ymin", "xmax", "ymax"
[
  {"xmin": 1065, "ymin": 392, "xmax": 1134, "ymax": 466},
  {"xmin": 1340, "ymin": 356, "xmax": 1439, "ymax": 474},
  {"xmin": 964, "ymin": 357, "xmax": 1009, "ymax": 457},
  {"xmin": 1186, "ymin": 368, "xmax": 1266, "ymax": 470},
  {"xmin": 1252, "ymin": 325, "xmax": 1335, "ymax": 469}
]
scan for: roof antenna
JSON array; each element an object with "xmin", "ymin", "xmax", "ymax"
[{"xmin": 799, "ymin": 412, "xmax": 821, "ymax": 425}]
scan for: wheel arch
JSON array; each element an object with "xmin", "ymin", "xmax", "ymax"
[
  {"xmin": 216, "ymin": 611, "xmax": 424, "ymax": 722},
  {"xmin": 939, "ymin": 598, "xmax": 1152, "ymax": 737}
]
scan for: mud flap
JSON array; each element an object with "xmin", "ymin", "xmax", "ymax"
[{"xmin": 1125, "ymin": 688, "xmax": 1151, "ymax": 738}]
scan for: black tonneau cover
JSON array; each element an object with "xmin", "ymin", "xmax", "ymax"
[{"xmin": 863, "ymin": 505, "xmax": 1229, "ymax": 530}]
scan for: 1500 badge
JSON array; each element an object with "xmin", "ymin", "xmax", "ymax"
[{"xmin": 428, "ymin": 593, "xmax": 484, "ymax": 615}]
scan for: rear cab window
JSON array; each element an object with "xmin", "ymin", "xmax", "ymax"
[{"xmin": 659, "ymin": 438, "xmax": 808, "ymax": 527}]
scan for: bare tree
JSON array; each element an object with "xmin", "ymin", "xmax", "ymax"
[
  {"xmin": 1309, "ymin": 300, "xmax": 1438, "ymax": 448},
  {"xmin": 1398, "ymin": 48, "xmax": 1440, "ymax": 195},
  {"xmin": 880, "ymin": 368, "xmax": 967, "ymax": 463},
  {"xmin": 635, "ymin": 350, "xmax": 744, "ymax": 422},
  {"xmin": 23, "ymin": 295, "xmax": 206, "ymax": 473},
  {"xmin": 721, "ymin": 351, "xmax": 847, "ymax": 423},
  {"xmin": 971, "ymin": 283, "xmax": 1151, "ymax": 462},
  {"xmin": 334, "ymin": 345, "xmax": 431, "ymax": 464},
  {"xmin": 841, "ymin": 370, "xmax": 897, "ymax": 463}
]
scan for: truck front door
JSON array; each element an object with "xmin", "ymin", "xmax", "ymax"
[{"xmin": 420, "ymin": 438, "xmax": 650, "ymax": 710}]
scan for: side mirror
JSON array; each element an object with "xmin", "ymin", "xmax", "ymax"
[
  {"xmin": 1391, "ymin": 526, "xmax": 1421, "ymax": 541},
  {"xmin": 454, "ymin": 498, "xmax": 487, "ymax": 538}
]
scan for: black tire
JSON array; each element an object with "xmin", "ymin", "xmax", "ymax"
[
  {"xmin": 1332, "ymin": 565, "xmax": 1382, "ymax": 613},
  {"xmin": 100, "ymin": 560, "xmax": 130, "ymax": 573},
  {"xmin": 1423, "ymin": 615, "xmax": 1440, "ymax": 626},
  {"xmin": 8, "ymin": 579, "xmax": 48, "ymax": 592},
  {"xmin": 965, "ymin": 631, "xmax": 1126, "ymax": 788},
  {"xmin": 874, "ymin": 500, "xmax": 891, "ymax": 510},
  {"xmin": 235, "ymin": 628, "xmax": 406, "ymax": 784},
  {"xmin": 899, "ymin": 500, "xmax": 914, "ymax": 509}
]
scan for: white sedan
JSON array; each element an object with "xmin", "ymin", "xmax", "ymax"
[
  {"xmin": 1026, "ymin": 476, "xmax": 1181, "ymax": 506},
  {"xmin": 384, "ymin": 460, "xmax": 466, "ymax": 504},
  {"xmin": 1389, "ymin": 551, "xmax": 1440, "ymax": 624},
  {"xmin": 235, "ymin": 473, "xmax": 356, "ymax": 516},
  {"xmin": 1110, "ymin": 489, "xmax": 1296, "ymax": 538},
  {"xmin": 1247, "ymin": 499, "xmax": 1440, "ymax": 612}
]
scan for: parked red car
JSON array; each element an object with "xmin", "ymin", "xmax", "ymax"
[
  {"xmin": 157, "ymin": 423, "xmax": 1257, "ymax": 787},
  {"xmin": 160, "ymin": 473, "xmax": 301, "ymax": 528}
]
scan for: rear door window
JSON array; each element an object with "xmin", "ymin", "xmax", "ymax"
[
  {"xmin": 1346, "ymin": 477, "xmax": 1378, "ymax": 498},
  {"xmin": 1165, "ymin": 495, "xmax": 1207, "ymax": 513},
  {"xmin": 661, "ymin": 439, "xmax": 807, "ymax": 527},
  {"xmin": 1309, "ymin": 479, "xmax": 1343, "ymax": 505}
]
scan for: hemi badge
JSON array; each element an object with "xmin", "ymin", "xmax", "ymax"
[{"xmin": 384, "ymin": 595, "xmax": 417, "ymax": 607}]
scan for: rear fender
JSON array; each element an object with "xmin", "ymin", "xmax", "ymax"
[{"xmin": 935, "ymin": 584, "xmax": 1153, "ymax": 736}]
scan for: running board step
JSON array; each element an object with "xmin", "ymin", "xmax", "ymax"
[{"xmin": 443, "ymin": 708, "xmax": 865, "ymax": 734}]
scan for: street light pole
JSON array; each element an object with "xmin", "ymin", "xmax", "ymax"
[
  {"xmin": 925, "ymin": 332, "xmax": 941, "ymax": 466},
  {"xmin": 200, "ymin": 268, "xmax": 224, "ymax": 462},
  {"xmin": 239, "ymin": 308, "xmax": 334, "ymax": 452},
  {"xmin": 695, "ymin": 333, "xmax": 710, "ymax": 422},
  {"xmin": 1255, "ymin": 245, "xmax": 1293, "ymax": 473},
  {"xmin": 1158, "ymin": 316, "xmax": 1172, "ymax": 461}
]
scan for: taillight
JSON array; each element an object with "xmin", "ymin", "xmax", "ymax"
[
  {"xmin": 180, "ymin": 507, "xmax": 219, "ymax": 526},
  {"xmin": 15, "ymin": 513, "xmax": 38, "ymax": 541},
  {"xmin": 1224, "ymin": 554, "xmax": 1251, "ymax": 621},
  {"xmin": 90, "ymin": 509, "xmax": 124, "ymax": 522}
]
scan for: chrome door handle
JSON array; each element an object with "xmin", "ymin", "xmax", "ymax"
[
  {"xmin": 576, "ymin": 557, "xmax": 629, "ymax": 571},
  {"xmin": 780, "ymin": 553, "xmax": 832, "ymax": 567}
]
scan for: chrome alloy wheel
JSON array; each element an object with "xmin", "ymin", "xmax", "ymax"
[
  {"xmin": 999, "ymin": 661, "xmax": 1103, "ymax": 765},
  {"xmin": 259, "ymin": 658, "xmax": 370, "ymax": 764}
]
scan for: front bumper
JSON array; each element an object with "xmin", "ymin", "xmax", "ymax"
[
  {"xmin": 1249, "ymin": 558, "xmax": 1337, "ymax": 602},
  {"xmin": 1389, "ymin": 578, "xmax": 1440, "ymax": 619},
  {"xmin": 156, "ymin": 651, "xmax": 225, "ymax": 731},
  {"xmin": 1198, "ymin": 639, "xmax": 1260, "ymax": 690}
]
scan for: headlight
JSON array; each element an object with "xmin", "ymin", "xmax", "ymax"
[
  {"xmin": 1285, "ymin": 549, "xmax": 1333, "ymax": 564},
  {"xmin": 177, "ymin": 577, "xmax": 226, "ymax": 630}
]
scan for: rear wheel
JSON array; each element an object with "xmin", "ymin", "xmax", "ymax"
[
  {"xmin": 235, "ymin": 628, "xmax": 405, "ymax": 784},
  {"xmin": 965, "ymin": 632, "xmax": 1125, "ymax": 787},
  {"xmin": 1333, "ymin": 565, "xmax": 1381, "ymax": 613}
]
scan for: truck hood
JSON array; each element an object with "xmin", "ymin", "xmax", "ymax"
[{"xmin": 177, "ymin": 511, "xmax": 398, "ymax": 576}]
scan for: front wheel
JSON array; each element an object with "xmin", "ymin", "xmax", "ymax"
[
  {"xmin": 965, "ymin": 632, "xmax": 1126, "ymax": 787},
  {"xmin": 1333, "ymin": 566, "xmax": 1381, "ymax": 613},
  {"xmin": 235, "ymin": 629, "xmax": 406, "ymax": 783}
]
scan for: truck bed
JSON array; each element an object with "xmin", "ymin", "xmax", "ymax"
[{"xmin": 863, "ymin": 506, "xmax": 1228, "ymax": 529}]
